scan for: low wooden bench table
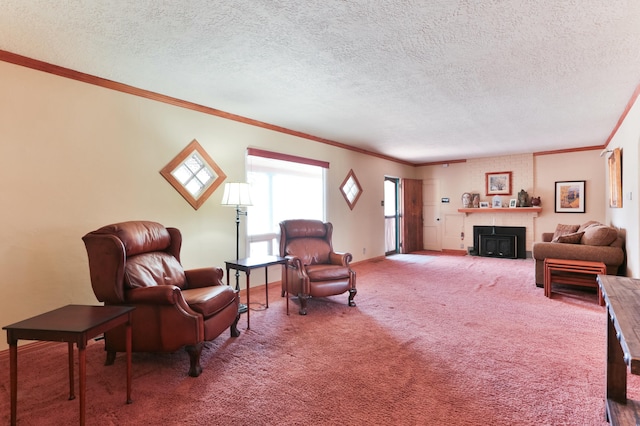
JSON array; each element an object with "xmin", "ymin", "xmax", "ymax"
[
  {"xmin": 3, "ymin": 304, "xmax": 135, "ymax": 426},
  {"xmin": 597, "ymin": 275, "xmax": 640, "ymax": 424},
  {"xmin": 544, "ymin": 258, "xmax": 606, "ymax": 305}
]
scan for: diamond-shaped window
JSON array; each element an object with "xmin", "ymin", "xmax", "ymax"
[
  {"xmin": 340, "ymin": 169, "xmax": 363, "ymax": 210},
  {"xmin": 160, "ymin": 139, "xmax": 226, "ymax": 210}
]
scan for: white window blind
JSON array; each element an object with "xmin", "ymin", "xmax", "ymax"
[{"xmin": 246, "ymin": 148, "xmax": 328, "ymax": 257}]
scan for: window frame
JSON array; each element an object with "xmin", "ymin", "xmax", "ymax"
[
  {"xmin": 160, "ymin": 139, "xmax": 226, "ymax": 210},
  {"xmin": 246, "ymin": 148, "xmax": 329, "ymax": 257}
]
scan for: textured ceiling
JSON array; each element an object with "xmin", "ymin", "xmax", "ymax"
[{"xmin": 2, "ymin": 1, "xmax": 640, "ymax": 164}]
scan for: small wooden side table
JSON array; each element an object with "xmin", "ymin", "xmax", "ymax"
[
  {"xmin": 3, "ymin": 304, "xmax": 135, "ymax": 426},
  {"xmin": 544, "ymin": 258, "xmax": 606, "ymax": 305},
  {"xmin": 225, "ymin": 256, "xmax": 288, "ymax": 329}
]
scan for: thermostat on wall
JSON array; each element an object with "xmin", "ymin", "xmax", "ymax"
[{"xmin": 441, "ymin": 198, "xmax": 450, "ymax": 203}]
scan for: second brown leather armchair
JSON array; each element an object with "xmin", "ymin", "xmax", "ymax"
[
  {"xmin": 82, "ymin": 221, "xmax": 240, "ymax": 377},
  {"xmin": 279, "ymin": 219, "xmax": 356, "ymax": 315}
]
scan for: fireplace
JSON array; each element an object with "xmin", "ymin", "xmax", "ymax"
[{"xmin": 473, "ymin": 226, "xmax": 526, "ymax": 259}]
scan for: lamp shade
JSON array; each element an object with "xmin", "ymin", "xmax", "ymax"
[{"xmin": 221, "ymin": 182, "xmax": 253, "ymax": 206}]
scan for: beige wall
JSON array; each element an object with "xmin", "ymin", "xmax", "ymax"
[
  {"xmin": 0, "ymin": 61, "xmax": 416, "ymax": 351},
  {"xmin": 606, "ymin": 95, "xmax": 640, "ymax": 277},
  {"xmin": 534, "ymin": 150, "xmax": 606, "ymax": 239}
]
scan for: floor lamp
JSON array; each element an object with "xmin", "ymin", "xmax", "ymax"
[{"xmin": 221, "ymin": 182, "xmax": 253, "ymax": 314}]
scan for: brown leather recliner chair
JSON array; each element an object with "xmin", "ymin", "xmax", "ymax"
[
  {"xmin": 279, "ymin": 219, "xmax": 356, "ymax": 315},
  {"xmin": 82, "ymin": 220, "xmax": 240, "ymax": 377}
]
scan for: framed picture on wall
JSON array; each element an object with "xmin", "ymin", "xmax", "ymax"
[
  {"xmin": 485, "ymin": 171, "xmax": 512, "ymax": 195},
  {"xmin": 608, "ymin": 148, "xmax": 622, "ymax": 208},
  {"xmin": 555, "ymin": 180, "xmax": 586, "ymax": 213}
]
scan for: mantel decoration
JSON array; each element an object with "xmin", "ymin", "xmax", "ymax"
[
  {"xmin": 461, "ymin": 192, "xmax": 472, "ymax": 208},
  {"xmin": 517, "ymin": 189, "xmax": 529, "ymax": 207},
  {"xmin": 485, "ymin": 171, "xmax": 512, "ymax": 196},
  {"xmin": 471, "ymin": 193, "xmax": 480, "ymax": 208},
  {"xmin": 160, "ymin": 139, "xmax": 226, "ymax": 210},
  {"xmin": 555, "ymin": 180, "xmax": 586, "ymax": 213},
  {"xmin": 608, "ymin": 147, "xmax": 622, "ymax": 208},
  {"xmin": 340, "ymin": 169, "xmax": 363, "ymax": 210}
]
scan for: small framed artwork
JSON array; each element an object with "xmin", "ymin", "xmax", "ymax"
[
  {"xmin": 555, "ymin": 180, "xmax": 586, "ymax": 213},
  {"xmin": 486, "ymin": 171, "xmax": 512, "ymax": 196},
  {"xmin": 471, "ymin": 193, "xmax": 480, "ymax": 208},
  {"xmin": 608, "ymin": 148, "xmax": 622, "ymax": 208},
  {"xmin": 509, "ymin": 199, "xmax": 517, "ymax": 208},
  {"xmin": 492, "ymin": 197, "xmax": 502, "ymax": 208},
  {"xmin": 479, "ymin": 201, "xmax": 489, "ymax": 208}
]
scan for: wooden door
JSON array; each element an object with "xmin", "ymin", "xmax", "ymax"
[
  {"xmin": 401, "ymin": 178, "xmax": 423, "ymax": 253},
  {"xmin": 423, "ymin": 179, "xmax": 442, "ymax": 251}
]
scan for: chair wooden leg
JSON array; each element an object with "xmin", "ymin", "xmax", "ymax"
[
  {"xmin": 348, "ymin": 288, "xmax": 357, "ymax": 307},
  {"xmin": 298, "ymin": 295, "xmax": 308, "ymax": 315},
  {"xmin": 185, "ymin": 343, "xmax": 203, "ymax": 377},
  {"xmin": 230, "ymin": 313, "xmax": 241, "ymax": 338},
  {"xmin": 104, "ymin": 350, "xmax": 116, "ymax": 366}
]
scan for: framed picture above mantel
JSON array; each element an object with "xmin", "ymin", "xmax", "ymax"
[{"xmin": 485, "ymin": 171, "xmax": 512, "ymax": 196}]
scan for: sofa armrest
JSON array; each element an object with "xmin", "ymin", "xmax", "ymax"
[{"xmin": 542, "ymin": 233, "xmax": 554, "ymax": 242}]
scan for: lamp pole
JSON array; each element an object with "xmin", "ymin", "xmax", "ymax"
[
  {"xmin": 221, "ymin": 182, "xmax": 252, "ymax": 315},
  {"xmin": 235, "ymin": 206, "xmax": 248, "ymax": 314}
]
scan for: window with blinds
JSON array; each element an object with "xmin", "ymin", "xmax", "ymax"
[{"xmin": 246, "ymin": 148, "xmax": 328, "ymax": 257}]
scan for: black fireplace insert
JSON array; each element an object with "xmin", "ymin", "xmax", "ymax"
[{"xmin": 472, "ymin": 226, "xmax": 526, "ymax": 259}]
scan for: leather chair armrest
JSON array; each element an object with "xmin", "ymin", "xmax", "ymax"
[
  {"xmin": 285, "ymin": 255, "xmax": 305, "ymax": 272},
  {"xmin": 126, "ymin": 285, "xmax": 186, "ymax": 305},
  {"xmin": 285, "ymin": 255, "xmax": 302, "ymax": 269},
  {"xmin": 329, "ymin": 251, "xmax": 352, "ymax": 266},
  {"xmin": 185, "ymin": 267, "xmax": 224, "ymax": 288}
]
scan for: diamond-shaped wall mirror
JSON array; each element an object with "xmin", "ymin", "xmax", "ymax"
[
  {"xmin": 160, "ymin": 139, "xmax": 226, "ymax": 210},
  {"xmin": 340, "ymin": 169, "xmax": 363, "ymax": 210}
]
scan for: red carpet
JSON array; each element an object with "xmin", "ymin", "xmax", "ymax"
[{"xmin": 1, "ymin": 254, "xmax": 635, "ymax": 425}]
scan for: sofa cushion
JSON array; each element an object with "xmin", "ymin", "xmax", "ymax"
[
  {"xmin": 554, "ymin": 231, "xmax": 585, "ymax": 244},
  {"xmin": 552, "ymin": 224, "xmax": 580, "ymax": 242},
  {"xmin": 581, "ymin": 225, "xmax": 618, "ymax": 246},
  {"xmin": 578, "ymin": 220, "xmax": 601, "ymax": 233}
]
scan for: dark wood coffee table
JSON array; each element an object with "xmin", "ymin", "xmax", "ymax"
[
  {"xmin": 3, "ymin": 304, "xmax": 135, "ymax": 425},
  {"xmin": 598, "ymin": 275, "xmax": 640, "ymax": 424}
]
